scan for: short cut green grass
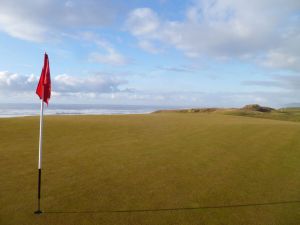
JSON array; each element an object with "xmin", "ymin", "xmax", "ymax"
[{"xmin": 0, "ymin": 113, "xmax": 300, "ymax": 225}]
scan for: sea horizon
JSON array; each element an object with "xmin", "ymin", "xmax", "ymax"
[{"xmin": 0, "ymin": 103, "xmax": 187, "ymax": 118}]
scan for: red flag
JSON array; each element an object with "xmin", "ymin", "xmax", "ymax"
[{"xmin": 36, "ymin": 53, "xmax": 51, "ymax": 105}]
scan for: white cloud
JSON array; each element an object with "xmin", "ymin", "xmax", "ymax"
[
  {"xmin": 157, "ymin": 65, "xmax": 195, "ymax": 73},
  {"xmin": 125, "ymin": 8, "xmax": 163, "ymax": 55},
  {"xmin": 89, "ymin": 50, "xmax": 128, "ymax": 66},
  {"xmin": 262, "ymin": 32, "xmax": 300, "ymax": 71},
  {"xmin": 0, "ymin": 14, "xmax": 49, "ymax": 42},
  {"xmin": 244, "ymin": 74, "xmax": 300, "ymax": 91},
  {"xmin": 0, "ymin": 0, "xmax": 117, "ymax": 42},
  {"xmin": 78, "ymin": 32, "xmax": 129, "ymax": 66},
  {"xmin": 263, "ymin": 51, "xmax": 300, "ymax": 70},
  {"xmin": 54, "ymin": 74, "xmax": 126, "ymax": 93},
  {"xmin": 126, "ymin": 1, "xmax": 300, "ymax": 70},
  {"xmin": 126, "ymin": 8, "xmax": 160, "ymax": 36},
  {"xmin": 0, "ymin": 71, "xmax": 126, "ymax": 95},
  {"xmin": 138, "ymin": 40, "xmax": 162, "ymax": 54},
  {"xmin": 0, "ymin": 71, "xmax": 37, "ymax": 91}
]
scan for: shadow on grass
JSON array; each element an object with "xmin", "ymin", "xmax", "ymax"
[{"xmin": 44, "ymin": 200, "xmax": 300, "ymax": 214}]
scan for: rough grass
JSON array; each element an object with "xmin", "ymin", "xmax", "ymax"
[
  {"xmin": 0, "ymin": 113, "xmax": 300, "ymax": 225},
  {"xmin": 226, "ymin": 108, "xmax": 300, "ymax": 122}
]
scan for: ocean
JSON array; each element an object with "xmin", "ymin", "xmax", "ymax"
[{"xmin": 0, "ymin": 103, "xmax": 179, "ymax": 118}]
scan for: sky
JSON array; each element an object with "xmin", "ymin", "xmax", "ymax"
[{"xmin": 0, "ymin": 0, "xmax": 300, "ymax": 108}]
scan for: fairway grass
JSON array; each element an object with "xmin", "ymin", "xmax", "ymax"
[{"xmin": 0, "ymin": 113, "xmax": 300, "ymax": 225}]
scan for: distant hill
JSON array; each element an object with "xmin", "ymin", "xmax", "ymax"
[
  {"xmin": 241, "ymin": 104, "xmax": 274, "ymax": 112},
  {"xmin": 153, "ymin": 104, "xmax": 275, "ymax": 114},
  {"xmin": 153, "ymin": 104, "xmax": 300, "ymax": 122}
]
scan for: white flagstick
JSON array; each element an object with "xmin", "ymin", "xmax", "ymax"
[
  {"xmin": 38, "ymin": 98, "xmax": 44, "ymax": 169},
  {"xmin": 35, "ymin": 91, "xmax": 44, "ymax": 214}
]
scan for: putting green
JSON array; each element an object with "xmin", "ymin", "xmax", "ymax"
[{"xmin": 0, "ymin": 113, "xmax": 299, "ymax": 225}]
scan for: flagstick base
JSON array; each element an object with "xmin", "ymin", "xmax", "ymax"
[
  {"xmin": 35, "ymin": 168, "xmax": 42, "ymax": 215},
  {"xmin": 34, "ymin": 210, "xmax": 42, "ymax": 214}
]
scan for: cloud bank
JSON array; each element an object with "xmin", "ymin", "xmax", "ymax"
[
  {"xmin": 0, "ymin": 71, "xmax": 126, "ymax": 96},
  {"xmin": 2, "ymin": 70, "xmax": 300, "ymax": 107}
]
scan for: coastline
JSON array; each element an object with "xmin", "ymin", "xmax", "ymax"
[
  {"xmin": 0, "ymin": 111, "xmax": 155, "ymax": 118},
  {"xmin": 0, "ymin": 103, "xmax": 182, "ymax": 118}
]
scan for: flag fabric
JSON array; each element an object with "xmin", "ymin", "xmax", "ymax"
[{"xmin": 36, "ymin": 53, "xmax": 51, "ymax": 105}]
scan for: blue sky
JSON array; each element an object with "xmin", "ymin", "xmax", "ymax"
[{"xmin": 0, "ymin": 0, "xmax": 300, "ymax": 107}]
